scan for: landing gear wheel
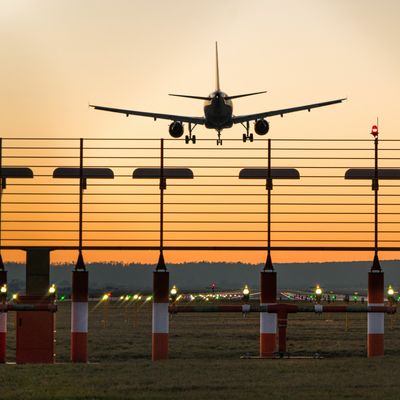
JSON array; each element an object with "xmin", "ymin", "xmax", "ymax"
[
  {"xmin": 242, "ymin": 134, "xmax": 247, "ymax": 143},
  {"xmin": 249, "ymin": 133, "xmax": 254, "ymax": 142},
  {"xmin": 217, "ymin": 139, "xmax": 223, "ymax": 145},
  {"xmin": 185, "ymin": 135, "xmax": 189, "ymax": 144},
  {"xmin": 192, "ymin": 135, "xmax": 196, "ymax": 144}
]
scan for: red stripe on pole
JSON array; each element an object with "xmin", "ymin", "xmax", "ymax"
[
  {"xmin": 71, "ymin": 332, "xmax": 88, "ymax": 362},
  {"xmin": 153, "ymin": 271, "xmax": 169, "ymax": 303},
  {"xmin": 368, "ymin": 272, "xmax": 384, "ymax": 303},
  {"xmin": 152, "ymin": 333, "xmax": 168, "ymax": 361},
  {"xmin": 72, "ymin": 271, "xmax": 88, "ymax": 302},
  {"xmin": 368, "ymin": 334, "xmax": 384, "ymax": 356},
  {"xmin": 260, "ymin": 271, "xmax": 277, "ymax": 357},
  {"xmin": 0, "ymin": 331, "xmax": 5, "ymax": 363},
  {"xmin": 153, "ymin": 271, "xmax": 169, "ymax": 360},
  {"xmin": 368, "ymin": 271, "xmax": 384, "ymax": 357},
  {"xmin": 260, "ymin": 271, "xmax": 276, "ymax": 303},
  {"xmin": 71, "ymin": 271, "xmax": 88, "ymax": 363},
  {"xmin": 260, "ymin": 333, "xmax": 276, "ymax": 357}
]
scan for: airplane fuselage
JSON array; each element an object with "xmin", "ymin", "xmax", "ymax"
[{"xmin": 204, "ymin": 91, "xmax": 233, "ymax": 130}]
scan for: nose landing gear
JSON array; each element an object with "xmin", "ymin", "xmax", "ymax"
[{"xmin": 216, "ymin": 130, "xmax": 223, "ymax": 146}]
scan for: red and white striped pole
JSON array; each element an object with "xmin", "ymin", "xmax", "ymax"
[
  {"xmin": 0, "ymin": 269, "xmax": 6, "ymax": 363},
  {"xmin": 260, "ymin": 254, "xmax": 277, "ymax": 358},
  {"xmin": 152, "ymin": 255, "xmax": 169, "ymax": 361},
  {"xmin": 368, "ymin": 255, "xmax": 384, "ymax": 357},
  {"xmin": 71, "ymin": 268, "xmax": 88, "ymax": 362},
  {"xmin": 367, "ymin": 133, "xmax": 384, "ymax": 357}
]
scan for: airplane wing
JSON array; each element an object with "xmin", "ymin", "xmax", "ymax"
[
  {"xmin": 232, "ymin": 98, "xmax": 346, "ymax": 124},
  {"xmin": 89, "ymin": 105, "xmax": 205, "ymax": 125}
]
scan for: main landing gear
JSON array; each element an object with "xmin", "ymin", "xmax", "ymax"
[
  {"xmin": 185, "ymin": 135, "xmax": 196, "ymax": 144},
  {"xmin": 184, "ymin": 123, "xmax": 196, "ymax": 144},
  {"xmin": 243, "ymin": 133, "xmax": 253, "ymax": 142},
  {"xmin": 241, "ymin": 121, "xmax": 253, "ymax": 142}
]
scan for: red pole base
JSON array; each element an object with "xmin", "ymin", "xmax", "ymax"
[
  {"xmin": 152, "ymin": 271, "xmax": 169, "ymax": 361},
  {"xmin": 0, "ymin": 331, "xmax": 6, "ymax": 363},
  {"xmin": 71, "ymin": 332, "xmax": 88, "ymax": 363},
  {"xmin": 152, "ymin": 333, "xmax": 168, "ymax": 361},
  {"xmin": 368, "ymin": 334, "xmax": 384, "ymax": 357},
  {"xmin": 260, "ymin": 270, "xmax": 277, "ymax": 357},
  {"xmin": 368, "ymin": 270, "xmax": 384, "ymax": 357},
  {"xmin": 71, "ymin": 270, "xmax": 88, "ymax": 363},
  {"xmin": 260, "ymin": 333, "xmax": 276, "ymax": 358}
]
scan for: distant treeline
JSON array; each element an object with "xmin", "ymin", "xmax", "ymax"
[{"xmin": 4, "ymin": 260, "xmax": 400, "ymax": 293}]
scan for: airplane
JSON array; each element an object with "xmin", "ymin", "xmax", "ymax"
[{"xmin": 90, "ymin": 43, "xmax": 345, "ymax": 145}]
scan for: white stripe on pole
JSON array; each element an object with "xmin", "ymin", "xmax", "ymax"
[
  {"xmin": 242, "ymin": 304, "xmax": 251, "ymax": 313},
  {"xmin": 152, "ymin": 303, "xmax": 169, "ymax": 333},
  {"xmin": 71, "ymin": 302, "xmax": 88, "ymax": 333},
  {"xmin": 368, "ymin": 303, "xmax": 384, "ymax": 334},
  {"xmin": 260, "ymin": 303, "xmax": 276, "ymax": 333},
  {"xmin": 314, "ymin": 305, "xmax": 323, "ymax": 313}
]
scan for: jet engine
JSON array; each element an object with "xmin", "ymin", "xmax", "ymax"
[
  {"xmin": 169, "ymin": 122, "xmax": 184, "ymax": 138},
  {"xmin": 254, "ymin": 119, "xmax": 269, "ymax": 135}
]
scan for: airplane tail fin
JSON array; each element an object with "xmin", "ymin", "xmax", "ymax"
[
  {"xmin": 225, "ymin": 91, "xmax": 267, "ymax": 100},
  {"xmin": 215, "ymin": 42, "xmax": 220, "ymax": 91}
]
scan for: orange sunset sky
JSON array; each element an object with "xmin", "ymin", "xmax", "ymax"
[{"xmin": 1, "ymin": 1, "xmax": 400, "ymax": 265}]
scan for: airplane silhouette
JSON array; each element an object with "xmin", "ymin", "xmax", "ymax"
[{"xmin": 90, "ymin": 43, "xmax": 345, "ymax": 145}]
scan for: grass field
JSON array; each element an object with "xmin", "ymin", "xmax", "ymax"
[{"xmin": 1, "ymin": 299, "xmax": 400, "ymax": 399}]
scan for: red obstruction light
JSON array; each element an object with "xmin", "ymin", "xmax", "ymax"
[{"xmin": 371, "ymin": 125, "xmax": 379, "ymax": 137}]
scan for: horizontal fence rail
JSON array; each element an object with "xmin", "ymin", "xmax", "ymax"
[{"xmin": 0, "ymin": 137, "xmax": 400, "ymax": 251}]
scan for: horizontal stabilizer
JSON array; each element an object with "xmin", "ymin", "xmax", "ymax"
[
  {"xmin": 169, "ymin": 94, "xmax": 211, "ymax": 100},
  {"xmin": 225, "ymin": 91, "xmax": 267, "ymax": 100}
]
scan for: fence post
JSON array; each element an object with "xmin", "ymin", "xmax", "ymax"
[
  {"xmin": 71, "ymin": 262, "xmax": 88, "ymax": 362},
  {"xmin": 260, "ymin": 254, "xmax": 277, "ymax": 357},
  {"xmin": 368, "ymin": 255, "xmax": 384, "ymax": 357},
  {"xmin": 152, "ymin": 257, "xmax": 169, "ymax": 361},
  {"xmin": 0, "ymin": 269, "xmax": 6, "ymax": 363}
]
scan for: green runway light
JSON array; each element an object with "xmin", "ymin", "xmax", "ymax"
[{"xmin": 59, "ymin": 295, "xmax": 66, "ymax": 302}]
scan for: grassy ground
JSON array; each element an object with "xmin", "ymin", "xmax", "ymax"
[{"xmin": 1, "ymin": 300, "xmax": 400, "ymax": 399}]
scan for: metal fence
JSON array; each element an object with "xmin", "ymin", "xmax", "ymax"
[{"xmin": 1, "ymin": 137, "xmax": 400, "ymax": 251}]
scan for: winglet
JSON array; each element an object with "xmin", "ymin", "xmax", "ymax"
[{"xmin": 215, "ymin": 42, "xmax": 220, "ymax": 91}]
